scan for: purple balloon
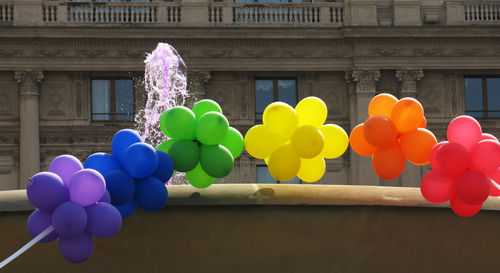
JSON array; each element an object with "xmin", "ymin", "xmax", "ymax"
[
  {"xmin": 48, "ymin": 155, "xmax": 83, "ymax": 186},
  {"xmin": 69, "ymin": 169, "xmax": 106, "ymax": 207},
  {"xmin": 99, "ymin": 190, "xmax": 111, "ymax": 203},
  {"xmin": 27, "ymin": 172, "xmax": 68, "ymax": 212},
  {"xmin": 27, "ymin": 209, "xmax": 58, "ymax": 243},
  {"xmin": 52, "ymin": 201, "xmax": 87, "ymax": 238},
  {"xmin": 85, "ymin": 202, "xmax": 122, "ymax": 238},
  {"xmin": 58, "ymin": 232, "xmax": 94, "ymax": 263}
]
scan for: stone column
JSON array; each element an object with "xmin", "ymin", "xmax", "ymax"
[
  {"xmin": 347, "ymin": 69, "xmax": 380, "ymax": 185},
  {"xmin": 186, "ymin": 71, "xmax": 211, "ymax": 108},
  {"xmin": 396, "ymin": 69, "xmax": 423, "ymax": 187},
  {"xmin": 15, "ymin": 70, "xmax": 43, "ymax": 188}
]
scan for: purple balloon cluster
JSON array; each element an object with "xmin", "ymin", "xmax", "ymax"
[{"xmin": 26, "ymin": 155, "xmax": 122, "ymax": 263}]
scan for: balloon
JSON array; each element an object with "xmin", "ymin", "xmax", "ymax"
[
  {"xmin": 435, "ymin": 142, "xmax": 470, "ymax": 177},
  {"xmin": 268, "ymin": 143, "xmax": 301, "ymax": 181},
  {"xmin": 263, "ymin": 102, "xmax": 298, "ymax": 139},
  {"xmin": 68, "ymin": 169, "xmax": 106, "ymax": 207},
  {"xmin": 371, "ymin": 143, "xmax": 406, "ymax": 180},
  {"xmin": 160, "ymin": 106, "xmax": 196, "ymax": 140},
  {"xmin": 447, "ymin": 115, "xmax": 482, "ymax": 152},
  {"xmin": 196, "ymin": 111, "xmax": 229, "ymax": 145},
  {"xmin": 49, "ymin": 155, "xmax": 83, "ymax": 186},
  {"xmin": 391, "ymin": 98, "xmax": 424, "ymax": 133},
  {"xmin": 490, "ymin": 179, "xmax": 500, "ymax": 197},
  {"xmin": 244, "ymin": 125, "xmax": 285, "ymax": 159},
  {"xmin": 419, "ymin": 116, "xmax": 427, "ymax": 128},
  {"xmin": 320, "ymin": 124, "xmax": 349, "ymax": 159},
  {"xmin": 27, "ymin": 172, "xmax": 68, "ymax": 212},
  {"xmin": 481, "ymin": 133, "xmax": 499, "ymax": 142},
  {"xmin": 83, "ymin": 153, "xmax": 122, "ymax": 176},
  {"xmin": 27, "ymin": 209, "xmax": 58, "ymax": 242},
  {"xmin": 52, "ymin": 201, "xmax": 87, "ymax": 238},
  {"xmin": 368, "ymin": 93, "xmax": 398, "ymax": 118},
  {"xmin": 455, "ymin": 170, "xmax": 490, "ymax": 205},
  {"xmin": 200, "ymin": 144, "xmax": 234, "ymax": 178},
  {"xmin": 156, "ymin": 139, "xmax": 177, "ymax": 154},
  {"xmin": 103, "ymin": 170, "xmax": 135, "ymax": 206},
  {"xmin": 297, "ymin": 156, "xmax": 325, "ymax": 183},
  {"xmin": 168, "ymin": 140, "xmax": 200, "ymax": 172},
  {"xmin": 135, "ymin": 177, "xmax": 168, "ymax": 212},
  {"xmin": 291, "ymin": 125, "xmax": 325, "ymax": 159},
  {"xmin": 295, "ymin": 97, "xmax": 328, "ymax": 127},
  {"xmin": 151, "ymin": 150, "xmax": 174, "ymax": 183},
  {"xmin": 99, "ymin": 190, "xmax": 111, "ymax": 203},
  {"xmin": 85, "ymin": 202, "xmax": 122, "ymax": 238},
  {"xmin": 192, "ymin": 99, "xmax": 222, "ymax": 119},
  {"xmin": 123, "ymin": 142, "xmax": 159, "ymax": 179},
  {"xmin": 111, "ymin": 129, "xmax": 142, "ymax": 164},
  {"xmin": 363, "ymin": 115, "xmax": 398, "ymax": 148},
  {"xmin": 349, "ymin": 124, "xmax": 377, "ymax": 156},
  {"xmin": 220, "ymin": 127, "xmax": 244, "ymax": 158},
  {"xmin": 116, "ymin": 199, "xmax": 137, "ymax": 218},
  {"xmin": 58, "ymin": 232, "xmax": 94, "ymax": 263},
  {"xmin": 420, "ymin": 169, "xmax": 456, "ymax": 204},
  {"xmin": 186, "ymin": 163, "xmax": 215, "ymax": 189},
  {"xmin": 400, "ymin": 128, "xmax": 437, "ymax": 165},
  {"xmin": 470, "ymin": 140, "xmax": 500, "ymax": 173},
  {"xmin": 450, "ymin": 196, "xmax": 482, "ymax": 218},
  {"xmin": 429, "ymin": 141, "xmax": 448, "ymax": 170}
]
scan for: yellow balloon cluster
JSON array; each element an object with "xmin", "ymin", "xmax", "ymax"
[{"xmin": 244, "ymin": 97, "xmax": 349, "ymax": 182}]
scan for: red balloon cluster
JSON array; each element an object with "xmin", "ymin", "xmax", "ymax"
[{"xmin": 420, "ymin": 116, "xmax": 500, "ymax": 218}]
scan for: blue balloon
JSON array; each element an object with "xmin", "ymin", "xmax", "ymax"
[
  {"xmin": 104, "ymin": 170, "xmax": 135, "ymax": 206},
  {"xmin": 123, "ymin": 143, "xmax": 159, "ymax": 179},
  {"xmin": 151, "ymin": 150, "xmax": 174, "ymax": 183},
  {"xmin": 135, "ymin": 177, "xmax": 168, "ymax": 212},
  {"xmin": 83, "ymin": 153, "xmax": 121, "ymax": 175},
  {"xmin": 111, "ymin": 129, "xmax": 142, "ymax": 164},
  {"xmin": 116, "ymin": 199, "xmax": 137, "ymax": 218}
]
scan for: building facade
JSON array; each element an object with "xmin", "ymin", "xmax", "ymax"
[{"xmin": 0, "ymin": 0, "xmax": 499, "ymax": 190}]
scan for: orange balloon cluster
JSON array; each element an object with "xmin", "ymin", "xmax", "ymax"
[{"xmin": 349, "ymin": 93, "xmax": 437, "ymax": 180}]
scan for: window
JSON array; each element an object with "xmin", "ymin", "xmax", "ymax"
[
  {"xmin": 256, "ymin": 165, "xmax": 301, "ymax": 184},
  {"xmin": 92, "ymin": 79, "xmax": 134, "ymax": 121},
  {"xmin": 255, "ymin": 78, "xmax": 297, "ymax": 120},
  {"xmin": 465, "ymin": 76, "xmax": 500, "ymax": 118}
]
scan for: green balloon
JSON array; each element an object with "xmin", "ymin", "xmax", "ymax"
[
  {"xmin": 168, "ymin": 140, "xmax": 200, "ymax": 172},
  {"xmin": 156, "ymin": 139, "xmax": 177, "ymax": 153},
  {"xmin": 196, "ymin": 112, "xmax": 229, "ymax": 145},
  {"xmin": 200, "ymin": 144, "xmax": 234, "ymax": 178},
  {"xmin": 192, "ymin": 99, "xmax": 223, "ymax": 119},
  {"xmin": 160, "ymin": 106, "xmax": 196, "ymax": 140},
  {"xmin": 186, "ymin": 163, "xmax": 215, "ymax": 189},
  {"xmin": 220, "ymin": 127, "xmax": 244, "ymax": 158}
]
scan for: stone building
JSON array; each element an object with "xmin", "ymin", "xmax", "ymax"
[{"xmin": 0, "ymin": 0, "xmax": 499, "ymax": 190}]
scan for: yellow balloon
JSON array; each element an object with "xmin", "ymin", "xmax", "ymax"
[
  {"xmin": 263, "ymin": 102, "xmax": 298, "ymax": 139},
  {"xmin": 268, "ymin": 144, "xmax": 301, "ymax": 181},
  {"xmin": 244, "ymin": 125, "xmax": 285, "ymax": 159},
  {"xmin": 297, "ymin": 156, "xmax": 326, "ymax": 183},
  {"xmin": 295, "ymin": 97, "xmax": 328, "ymax": 127},
  {"xmin": 291, "ymin": 125, "xmax": 324, "ymax": 159},
  {"xmin": 320, "ymin": 124, "xmax": 349, "ymax": 159}
]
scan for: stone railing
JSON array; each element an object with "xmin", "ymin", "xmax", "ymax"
[
  {"xmin": 464, "ymin": 2, "xmax": 500, "ymax": 24},
  {"xmin": 0, "ymin": 1, "xmax": 13, "ymax": 23}
]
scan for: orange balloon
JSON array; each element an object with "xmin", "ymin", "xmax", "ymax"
[
  {"xmin": 363, "ymin": 115, "xmax": 398, "ymax": 148},
  {"xmin": 419, "ymin": 116, "xmax": 427, "ymax": 128},
  {"xmin": 368, "ymin": 93, "xmax": 398, "ymax": 118},
  {"xmin": 349, "ymin": 124, "xmax": 377, "ymax": 156},
  {"xmin": 372, "ymin": 143, "xmax": 406, "ymax": 180},
  {"xmin": 391, "ymin": 98, "xmax": 424, "ymax": 133},
  {"xmin": 400, "ymin": 128, "xmax": 437, "ymax": 165}
]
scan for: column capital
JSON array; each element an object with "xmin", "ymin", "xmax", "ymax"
[
  {"xmin": 349, "ymin": 69, "xmax": 380, "ymax": 93},
  {"xmin": 14, "ymin": 70, "xmax": 44, "ymax": 96},
  {"xmin": 395, "ymin": 69, "xmax": 423, "ymax": 83}
]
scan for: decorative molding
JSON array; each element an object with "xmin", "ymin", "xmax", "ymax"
[
  {"xmin": 350, "ymin": 69, "xmax": 380, "ymax": 93},
  {"xmin": 14, "ymin": 70, "xmax": 44, "ymax": 96},
  {"xmin": 396, "ymin": 69, "xmax": 423, "ymax": 97},
  {"xmin": 0, "ymin": 136, "xmax": 19, "ymax": 144}
]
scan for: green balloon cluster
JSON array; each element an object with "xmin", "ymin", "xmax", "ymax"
[{"xmin": 157, "ymin": 99, "xmax": 244, "ymax": 188}]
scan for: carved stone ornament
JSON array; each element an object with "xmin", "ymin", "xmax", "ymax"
[
  {"xmin": 350, "ymin": 69, "xmax": 380, "ymax": 93},
  {"xmin": 14, "ymin": 70, "xmax": 44, "ymax": 96},
  {"xmin": 396, "ymin": 69, "xmax": 424, "ymax": 83}
]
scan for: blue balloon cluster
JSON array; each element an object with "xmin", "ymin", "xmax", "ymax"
[
  {"xmin": 26, "ymin": 155, "xmax": 122, "ymax": 264},
  {"xmin": 84, "ymin": 129, "xmax": 174, "ymax": 217}
]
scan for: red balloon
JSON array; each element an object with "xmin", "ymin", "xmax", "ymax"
[
  {"xmin": 470, "ymin": 140, "xmax": 500, "ymax": 173},
  {"xmin": 429, "ymin": 141, "xmax": 448, "ymax": 170},
  {"xmin": 481, "ymin": 133, "xmax": 499, "ymax": 142},
  {"xmin": 490, "ymin": 180, "xmax": 500, "ymax": 197},
  {"xmin": 371, "ymin": 143, "xmax": 406, "ymax": 180},
  {"xmin": 450, "ymin": 196, "xmax": 482, "ymax": 218},
  {"xmin": 420, "ymin": 169, "xmax": 456, "ymax": 204},
  {"xmin": 363, "ymin": 115, "xmax": 398, "ymax": 148},
  {"xmin": 447, "ymin": 115, "xmax": 482, "ymax": 152},
  {"xmin": 488, "ymin": 168, "xmax": 500, "ymax": 196},
  {"xmin": 455, "ymin": 170, "xmax": 490, "ymax": 205},
  {"xmin": 435, "ymin": 142, "xmax": 470, "ymax": 178}
]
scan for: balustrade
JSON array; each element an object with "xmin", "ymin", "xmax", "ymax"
[
  {"xmin": 0, "ymin": 2, "xmax": 13, "ymax": 23},
  {"xmin": 464, "ymin": 2, "xmax": 500, "ymax": 24}
]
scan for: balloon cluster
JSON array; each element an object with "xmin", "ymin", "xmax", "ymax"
[
  {"xmin": 244, "ymin": 97, "xmax": 349, "ymax": 182},
  {"xmin": 157, "ymin": 99, "xmax": 243, "ymax": 188},
  {"xmin": 26, "ymin": 155, "xmax": 122, "ymax": 263},
  {"xmin": 420, "ymin": 116, "xmax": 500, "ymax": 217},
  {"xmin": 350, "ymin": 93, "xmax": 436, "ymax": 180},
  {"xmin": 84, "ymin": 129, "xmax": 174, "ymax": 217}
]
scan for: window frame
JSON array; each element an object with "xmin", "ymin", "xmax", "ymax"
[
  {"xmin": 464, "ymin": 75, "xmax": 500, "ymax": 118},
  {"xmin": 254, "ymin": 77, "xmax": 298, "ymax": 121},
  {"xmin": 90, "ymin": 77, "xmax": 135, "ymax": 122}
]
